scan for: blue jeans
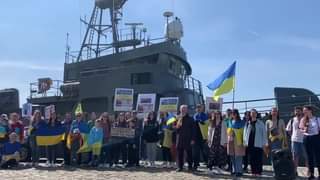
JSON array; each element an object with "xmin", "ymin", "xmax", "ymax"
[{"xmin": 231, "ymin": 156, "xmax": 243, "ymax": 174}]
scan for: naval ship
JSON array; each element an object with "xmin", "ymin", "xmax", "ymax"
[
  {"xmin": 23, "ymin": 0, "xmax": 320, "ymax": 118},
  {"xmin": 28, "ymin": 0, "xmax": 204, "ymax": 114}
]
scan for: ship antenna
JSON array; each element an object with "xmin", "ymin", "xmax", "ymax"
[{"xmin": 65, "ymin": 33, "xmax": 70, "ymax": 63}]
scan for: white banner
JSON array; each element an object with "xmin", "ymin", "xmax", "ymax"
[
  {"xmin": 113, "ymin": 88, "xmax": 134, "ymax": 112},
  {"xmin": 45, "ymin": 105, "xmax": 55, "ymax": 119},
  {"xmin": 205, "ymin": 97, "xmax": 223, "ymax": 112},
  {"xmin": 158, "ymin": 97, "xmax": 179, "ymax": 113},
  {"xmin": 22, "ymin": 103, "xmax": 32, "ymax": 118},
  {"xmin": 136, "ymin": 93, "xmax": 156, "ymax": 117}
]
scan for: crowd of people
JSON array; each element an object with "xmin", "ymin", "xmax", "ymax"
[{"xmin": 0, "ymin": 104, "xmax": 319, "ymax": 179}]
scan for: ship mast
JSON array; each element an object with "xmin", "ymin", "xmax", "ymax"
[{"xmin": 76, "ymin": 0, "xmax": 128, "ymax": 62}]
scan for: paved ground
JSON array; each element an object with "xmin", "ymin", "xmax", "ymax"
[{"xmin": 0, "ymin": 163, "xmax": 312, "ymax": 180}]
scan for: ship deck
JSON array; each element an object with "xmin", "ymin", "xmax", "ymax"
[{"xmin": 0, "ymin": 162, "xmax": 311, "ymax": 180}]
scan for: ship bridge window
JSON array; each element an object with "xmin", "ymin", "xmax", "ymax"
[
  {"xmin": 169, "ymin": 57, "xmax": 186, "ymax": 80},
  {"xmin": 131, "ymin": 72, "xmax": 152, "ymax": 85}
]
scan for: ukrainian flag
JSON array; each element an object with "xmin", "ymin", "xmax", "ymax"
[
  {"xmin": 67, "ymin": 122, "xmax": 90, "ymax": 150},
  {"xmin": 207, "ymin": 61, "xmax": 236, "ymax": 101},
  {"xmin": 36, "ymin": 125, "xmax": 65, "ymax": 146},
  {"xmin": 166, "ymin": 113, "xmax": 177, "ymax": 125}
]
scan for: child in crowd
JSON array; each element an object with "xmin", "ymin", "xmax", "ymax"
[
  {"xmin": 88, "ymin": 119, "xmax": 103, "ymax": 167},
  {"xmin": 1, "ymin": 132, "xmax": 21, "ymax": 169},
  {"xmin": 70, "ymin": 112, "xmax": 90, "ymax": 165},
  {"xmin": 8, "ymin": 113, "xmax": 24, "ymax": 143},
  {"xmin": 0, "ymin": 114, "xmax": 9, "ymax": 147}
]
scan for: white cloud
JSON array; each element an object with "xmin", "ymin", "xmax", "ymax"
[
  {"xmin": 0, "ymin": 60, "xmax": 63, "ymax": 71},
  {"xmin": 266, "ymin": 35, "xmax": 320, "ymax": 51}
]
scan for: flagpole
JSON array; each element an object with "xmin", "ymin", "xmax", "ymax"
[
  {"xmin": 231, "ymin": 61, "xmax": 236, "ymax": 177},
  {"xmin": 232, "ymin": 88, "xmax": 235, "ymax": 110},
  {"xmin": 232, "ymin": 62, "xmax": 236, "ymax": 110}
]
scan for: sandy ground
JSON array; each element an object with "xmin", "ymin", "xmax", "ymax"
[{"xmin": 0, "ymin": 162, "xmax": 311, "ymax": 180}]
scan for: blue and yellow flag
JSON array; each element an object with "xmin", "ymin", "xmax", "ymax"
[
  {"xmin": 36, "ymin": 125, "xmax": 65, "ymax": 146},
  {"xmin": 166, "ymin": 113, "xmax": 177, "ymax": 126},
  {"xmin": 0, "ymin": 126, "xmax": 7, "ymax": 138},
  {"xmin": 67, "ymin": 121, "xmax": 90, "ymax": 150},
  {"xmin": 207, "ymin": 61, "xmax": 236, "ymax": 101}
]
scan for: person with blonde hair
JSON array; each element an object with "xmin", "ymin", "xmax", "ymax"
[{"xmin": 265, "ymin": 107, "xmax": 287, "ymax": 152}]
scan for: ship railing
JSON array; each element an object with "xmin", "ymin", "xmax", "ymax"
[
  {"xmin": 65, "ymin": 26, "xmax": 176, "ymax": 64},
  {"xmin": 30, "ymin": 80, "xmax": 63, "ymax": 99},
  {"xmin": 223, "ymin": 94, "xmax": 320, "ymax": 120},
  {"xmin": 184, "ymin": 76, "xmax": 203, "ymax": 96}
]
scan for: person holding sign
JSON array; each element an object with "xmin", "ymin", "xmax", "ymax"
[
  {"xmin": 192, "ymin": 104, "xmax": 209, "ymax": 171},
  {"xmin": 175, "ymin": 105, "xmax": 195, "ymax": 172}
]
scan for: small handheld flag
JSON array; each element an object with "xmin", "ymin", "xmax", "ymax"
[
  {"xmin": 166, "ymin": 113, "xmax": 177, "ymax": 126},
  {"xmin": 207, "ymin": 61, "xmax": 236, "ymax": 101},
  {"xmin": 75, "ymin": 102, "xmax": 83, "ymax": 115}
]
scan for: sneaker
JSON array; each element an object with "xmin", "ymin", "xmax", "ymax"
[
  {"xmin": 165, "ymin": 162, "xmax": 169, "ymax": 168},
  {"xmin": 176, "ymin": 168, "xmax": 183, "ymax": 172},
  {"xmin": 308, "ymin": 175, "xmax": 315, "ymax": 180},
  {"xmin": 45, "ymin": 162, "xmax": 50, "ymax": 167},
  {"xmin": 192, "ymin": 166, "xmax": 198, "ymax": 172},
  {"xmin": 170, "ymin": 162, "xmax": 176, "ymax": 168}
]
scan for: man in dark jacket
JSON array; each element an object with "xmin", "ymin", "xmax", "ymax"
[{"xmin": 175, "ymin": 105, "xmax": 195, "ymax": 172}]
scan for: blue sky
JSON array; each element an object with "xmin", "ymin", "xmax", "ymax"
[{"xmin": 1, "ymin": 0, "xmax": 320, "ymax": 111}]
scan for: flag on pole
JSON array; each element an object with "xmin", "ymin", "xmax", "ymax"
[
  {"xmin": 75, "ymin": 102, "xmax": 83, "ymax": 115},
  {"xmin": 207, "ymin": 61, "xmax": 236, "ymax": 101}
]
